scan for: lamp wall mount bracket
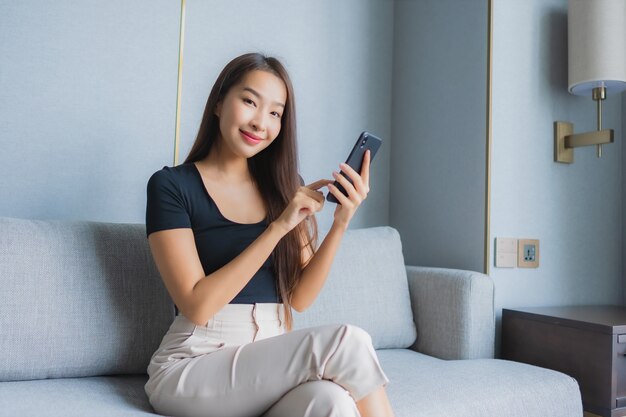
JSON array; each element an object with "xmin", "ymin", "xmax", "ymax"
[{"xmin": 554, "ymin": 121, "xmax": 614, "ymax": 164}]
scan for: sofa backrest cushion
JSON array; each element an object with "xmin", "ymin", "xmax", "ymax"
[
  {"xmin": 293, "ymin": 226, "xmax": 417, "ymax": 349},
  {"xmin": 0, "ymin": 217, "xmax": 174, "ymax": 382}
]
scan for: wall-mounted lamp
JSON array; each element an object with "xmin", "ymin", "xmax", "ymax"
[{"xmin": 554, "ymin": 0, "xmax": 626, "ymax": 164}]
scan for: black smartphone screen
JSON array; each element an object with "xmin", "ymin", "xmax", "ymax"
[{"xmin": 327, "ymin": 131, "xmax": 382, "ymax": 204}]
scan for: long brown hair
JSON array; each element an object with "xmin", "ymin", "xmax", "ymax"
[{"xmin": 184, "ymin": 53, "xmax": 317, "ymax": 331}]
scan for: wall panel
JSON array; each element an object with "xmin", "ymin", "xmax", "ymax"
[
  {"xmin": 390, "ymin": 0, "xmax": 488, "ymax": 272},
  {"xmin": 0, "ymin": 1, "xmax": 181, "ymax": 223},
  {"xmin": 491, "ymin": 0, "xmax": 623, "ymax": 353}
]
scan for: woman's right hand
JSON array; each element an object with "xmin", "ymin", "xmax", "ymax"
[{"xmin": 273, "ymin": 179, "xmax": 332, "ymax": 234}]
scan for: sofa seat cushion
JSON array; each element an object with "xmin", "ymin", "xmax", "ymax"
[
  {"xmin": 377, "ymin": 349, "xmax": 582, "ymax": 417},
  {"xmin": 0, "ymin": 351, "xmax": 584, "ymax": 417},
  {"xmin": 0, "ymin": 375, "xmax": 157, "ymax": 416}
]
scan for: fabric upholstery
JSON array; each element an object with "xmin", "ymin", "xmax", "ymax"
[
  {"xmin": 406, "ymin": 266, "xmax": 495, "ymax": 360},
  {"xmin": 377, "ymin": 349, "xmax": 583, "ymax": 417},
  {"xmin": 0, "ymin": 217, "xmax": 583, "ymax": 417},
  {"xmin": 293, "ymin": 227, "xmax": 417, "ymax": 349},
  {"xmin": 0, "ymin": 375, "xmax": 155, "ymax": 416},
  {"xmin": 0, "ymin": 351, "xmax": 583, "ymax": 417},
  {"xmin": 0, "ymin": 217, "xmax": 174, "ymax": 381}
]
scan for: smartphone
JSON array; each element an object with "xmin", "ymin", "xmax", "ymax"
[{"xmin": 327, "ymin": 131, "xmax": 382, "ymax": 204}]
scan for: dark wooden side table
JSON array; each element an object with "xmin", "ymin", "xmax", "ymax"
[{"xmin": 502, "ymin": 305, "xmax": 626, "ymax": 417}]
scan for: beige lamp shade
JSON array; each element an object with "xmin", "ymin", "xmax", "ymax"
[{"xmin": 568, "ymin": 0, "xmax": 626, "ymax": 96}]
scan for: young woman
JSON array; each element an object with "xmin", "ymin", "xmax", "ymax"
[{"xmin": 144, "ymin": 52, "xmax": 395, "ymax": 417}]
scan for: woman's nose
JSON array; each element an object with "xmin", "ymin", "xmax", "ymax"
[{"xmin": 251, "ymin": 113, "xmax": 266, "ymax": 132}]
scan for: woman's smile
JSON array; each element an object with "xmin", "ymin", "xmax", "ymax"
[{"xmin": 240, "ymin": 129, "xmax": 262, "ymax": 145}]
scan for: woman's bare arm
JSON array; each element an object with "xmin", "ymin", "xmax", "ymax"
[
  {"xmin": 148, "ymin": 223, "xmax": 286, "ymax": 326},
  {"xmin": 291, "ymin": 151, "xmax": 371, "ymax": 312},
  {"xmin": 291, "ymin": 223, "xmax": 346, "ymax": 312}
]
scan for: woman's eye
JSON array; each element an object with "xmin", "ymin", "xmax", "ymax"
[
  {"xmin": 271, "ymin": 111, "xmax": 282, "ymax": 118},
  {"xmin": 243, "ymin": 98, "xmax": 255, "ymax": 106}
]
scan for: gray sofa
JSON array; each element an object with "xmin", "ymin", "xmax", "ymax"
[{"xmin": 0, "ymin": 217, "xmax": 583, "ymax": 417}]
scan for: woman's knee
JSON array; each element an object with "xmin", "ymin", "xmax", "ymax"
[
  {"xmin": 346, "ymin": 324, "xmax": 373, "ymax": 343},
  {"xmin": 330, "ymin": 323, "xmax": 374, "ymax": 349},
  {"xmin": 301, "ymin": 380, "xmax": 360, "ymax": 417}
]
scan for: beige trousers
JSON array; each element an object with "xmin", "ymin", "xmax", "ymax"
[{"xmin": 144, "ymin": 303, "xmax": 389, "ymax": 417}]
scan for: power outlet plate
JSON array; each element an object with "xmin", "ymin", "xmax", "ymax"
[{"xmin": 518, "ymin": 239, "xmax": 539, "ymax": 268}]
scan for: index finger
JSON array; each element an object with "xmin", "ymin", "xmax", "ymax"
[
  {"xmin": 361, "ymin": 150, "xmax": 371, "ymax": 187},
  {"xmin": 306, "ymin": 179, "xmax": 333, "ymax": 191}
]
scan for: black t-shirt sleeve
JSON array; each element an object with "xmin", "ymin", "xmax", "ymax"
[{"xmin": 145, "ymin": 168, "xmax": 191, "ymax": 238}]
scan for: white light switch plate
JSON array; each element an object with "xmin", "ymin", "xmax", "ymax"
[{"xmin": 495, "ymin": 237, "xmax": 517, "ymax": 268}]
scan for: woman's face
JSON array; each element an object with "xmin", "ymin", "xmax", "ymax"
[{"xmin": 215, "ymin": 69, "xmax": 287, "ymax": 159}]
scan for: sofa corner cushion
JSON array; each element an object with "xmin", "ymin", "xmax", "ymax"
[
  {"xmin": 377, "ymin": 351, "xmax": 583, "ymax": 417},
  {"xmin": 0, "ymin": 217, "xmax": 174, "ymax": 382},
  {"xmin": 293, "ymin": 226, "xmax": 416, "ymax": 349}
]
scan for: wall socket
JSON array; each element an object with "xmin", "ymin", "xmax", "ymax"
[
  {"xmin": 495, "ymin": 237, "xmax": 540, "ymax": 268},
  {"xmin": 518, "ymin": 239, "xmax": 539, "ymax": 268}
]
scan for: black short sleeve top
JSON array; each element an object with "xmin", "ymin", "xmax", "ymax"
[{"xmin": 145, "ymin": 162, "xmax": 281, "ymax": 305}]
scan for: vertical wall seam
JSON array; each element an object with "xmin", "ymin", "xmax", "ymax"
[
  {"xmin": 484, "ymin": 0, "xmax": 494, "ymax": 275},
  {"xmin": 174, "ymin": 0, "xmax": 186, "ymax": 167},
  {"xmin": 387, "ymin": 0, "xmax": 397, "ymax": 227}
]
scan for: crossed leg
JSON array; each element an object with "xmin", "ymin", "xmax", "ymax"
[{"xmin": 147, "ymin": 323, "xmax": 390, "ymax": 417}]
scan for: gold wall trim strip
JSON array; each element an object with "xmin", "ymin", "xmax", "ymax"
[
  {"xmin": 484, "ymin": 0, "xmax": 493, "ymax": 275},
  {"xmin": 484, "ymin": 0, "xmax": 495, "ymax": 274},
  {"xmin": 174, "ymin": 0, "xmax": 186, "ymax": 166}
]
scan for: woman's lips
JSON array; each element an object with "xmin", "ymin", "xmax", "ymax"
[{"xmin": 240, "ymin": 130, "xmax": 262, "ymax": 145}]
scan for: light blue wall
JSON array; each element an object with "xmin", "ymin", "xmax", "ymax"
[
  {"xmin": 390, "ymin": 0, "xmax": 488, "ymax": 272},
  {"xmin": 0, "ymin": 1, "xmax": 394, "ymax": 231},
  {"xmin": 0, "ymin": 1, "xmax": 180, "ymax": 223},
  {"xmin": 491, "ymin": 0, "xmax": 623, "ymax": 353}
]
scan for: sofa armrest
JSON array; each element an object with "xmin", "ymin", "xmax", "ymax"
[{"xmin": 406, "ymin": 266, "xmax": 495, "ymax": 360}]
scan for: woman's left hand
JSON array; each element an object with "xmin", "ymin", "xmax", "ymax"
[{"xmin": 327, "ymin": 150, "xmax": 371, "ymax": 230}]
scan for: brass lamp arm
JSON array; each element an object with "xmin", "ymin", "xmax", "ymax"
[{"xmin": 565, "ymin": 129, "xmax": 614, "ymax": 148}]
